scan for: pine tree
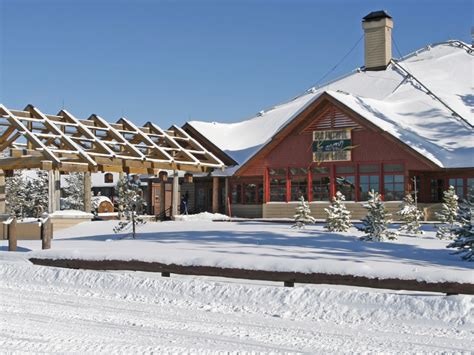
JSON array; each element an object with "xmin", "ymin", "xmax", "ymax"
[
  {"xmin": 325, "ymin": 191, "xmax": 352, "ymax": 232},
  {"xmin": 398, "ymin": 193, "xmax": 424, "ymax": 235},
  {"xmin": 292, "ymin": 196, "xmax": 315, "ymax": 229},
  {"xmin": 436, "ymin": 186, "xmax": 459, "ymax": 239},
  {"xmin": 358, "ymin": 190, "xmax": 397, "ymax": 241},
  {"xmin": 447, "ymin": 191, "xmax": 474, "ymax": 261},
  {"xmin": 113, "ymin": 174, "xmax": 146, "ymax": 238},
  {"xmin": 62, "ymin": 173, "xmax": 85, "ymax": 210},
  {"xmin": 5, "ymin": 170, "xmax": 28, "ymax": 218},
  {"xmin": 26, "ymin": 170, "xmax": 49, "ymax": 217}
]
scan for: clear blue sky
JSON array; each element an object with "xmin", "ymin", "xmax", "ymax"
[{"xmin": 0, "ymin": 0, "xmax": 472, "ymax": 127}]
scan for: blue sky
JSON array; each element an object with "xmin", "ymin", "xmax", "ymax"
[{"xmin": 0, "ymin": 0, "xmax": 472, "ymax": 127}]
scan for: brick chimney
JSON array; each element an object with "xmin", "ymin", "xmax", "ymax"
[{"xmin": 362, "ymin": 10, "xmax": 393, "ymax": 71}]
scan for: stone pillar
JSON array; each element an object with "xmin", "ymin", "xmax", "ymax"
[
  {"xmin": 118, "ymin": 172, "xmax": 125, "ymax": 219},
  {"xmin": 171, "ymin": 170, "xmax": 179, "ymax": 219},
  {"xmin": 212, "ymin": 176, "xmax": 219, "ymax": 214},
  {"xmin": 0, "ymin": 170, "xmax": 5, "ymax": 214},
  {"xmin": 83, "ymin": 171, "xmax": 92, "ymax": 213},
  {"xmin": 48, "ymin": 170, "xmax": 60, "ymax": 213}
]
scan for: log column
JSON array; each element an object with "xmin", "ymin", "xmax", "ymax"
[
  {"xmin": 212, "ymin": 176, "xmax": 219, "ymax": 214},
  {"xmin": 48, "ymin": 170, "xmax": 61, "ymax": 213},
  {"xmin": 171, "ymin": 170, "xmax": 179, "ymax": 219},
  {"xmin": 224, "ymin": 177, "xmax": 229, "ymax": 216},
  {"xmin": 159, "ymin": 171, "xmax": 168, "ymax": 220},
  {"xmin": 83, "ymin": 172, "xmax": 92, "ymax": 213},
  {"xmin": 0, "ymin": 170, "xmax": 5, "ymax": 214}
]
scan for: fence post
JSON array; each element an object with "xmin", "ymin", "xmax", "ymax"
[
  {"xmin": 8, "ymin": 217, "xmax": 17, "ymax": 251},
  {"xmin": 41, "ymin": 218, "xmax": 52, "ymax": 250}
]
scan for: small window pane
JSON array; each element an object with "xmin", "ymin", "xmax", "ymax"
[
  {"xmin": 231, "ymin": 184, "xmax": 242, "ymax": 204},
  {"xmin": 269, "ymin": 168, "xmax": 286, "ymax": 176},
  {"xmin": 359, "ymin": 164, "xmax": 379, "ymax": 173},
  {"xmin": 312, "ymin": 166, "xmax": 329, "ymax": 174},
  {"xmin": 384, "ymin": 163, "xmax": 404, "ymax": 172},
  {"xmin": 394, "ymin": 175, "xmax": 404, "ymax": 183},
  {"xmin": 312, "ymin": 176, "xmax": 330, "ymax": 201},
  {"xmin": 336, "ymin": 175, "xmax": 355, "ymax": 201},
  {"xmin": 336, "ymin": 166, "xmax": 355, "ymax": 174},
  {"xmin": 289, "ymin": 167, "xmax": 308, "ymax": 176},
  {"xmin": 360, "ymin": 175, "xmax": 369, "ymax": 183},
  {"xmin": 385, "ymin": 175, "xmax": 394, "ymax": 183}
]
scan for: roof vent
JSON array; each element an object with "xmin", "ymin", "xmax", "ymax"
[
  {"xmin": 257, "ymin": 110, "xmax": 265, "ymax": 116},
  {"xmin": 362, "ymin": 10, "xmax": 393, "ymax": 71}
]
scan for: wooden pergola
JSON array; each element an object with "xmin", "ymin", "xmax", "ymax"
[{"xmin": 0, "ymin": 104, "xmax": 225, "ymax": 215}]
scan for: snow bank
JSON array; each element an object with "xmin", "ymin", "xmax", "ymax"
[
  {"xmin": 6, "ymin": 220, "xmax": 472, "ymax": 284},
  {"xmin": 174, "ymin": 212, "xmax": 230, "ymax": 222}
]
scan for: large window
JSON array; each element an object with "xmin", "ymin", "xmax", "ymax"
[
  {"xmin": 269, "ymin": 168, "xmax": 287, "ymax": 202},
  {"xmin": 231, "ymin": 182, "xmax": 263, "ymax": 204},
  {"xmin": 289, "ymin": 167, "xmax": 308, "ymax": 201},
  {"xmin": 468, "ymin": 178, "xmax": 474, "ymax": 201},
  {"xmin": 359, "ymin": 164, "xmax": 380, "ymax": 200},
  {"xmin": 336, "ymin": 165, "xmax": 355, "ymax": 201},
  {"xmin": 449, "ymin": 178, "xmax": 464, "ymax": 198},
  {"xmin": 383, "ymin": 163, "xmax": 404, "ymax": 201},
  {"xmin": 231, "ymin": 184, "xmax": 242, "ymax": 204},
  {"xmin": 312, "ymin": 166, "xmax": 330, "ymax": 201}
]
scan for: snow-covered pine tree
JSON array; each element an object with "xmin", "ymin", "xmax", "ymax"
[
  {"xmin": 435, "ymin": 186, "xmax": 459, "ymax": 239},
  {"xmin": 358, "ymin": 190, "xmax": 397, "ymax": 241},
  {"xmin": 62, "ymin": 172, "xmax": 85, "ymax": 210},
  {"xmin": 113, "ymin": 174, "xmax": 146, "ymax": 238},
  {"xmin": 25, "ymin": 170, "xmax": 49, "ymax": 217},
  {"xmin": 5, "ymin": 170, "xmax": 27, "ymax": 218},
  {"xmin": 447, "ymin": 191, "xmax": 473, "ymax": 261},
  {"xmin": 292, "ymin": 195, "xmax": 315, "ymax": 229},
  {"xmin": 325, "ymin": 191, "xmax": 352, "ymax": 232},
  {"xmin": 398, "ymin": 192, "xmax": 424, "ymax": 235}
]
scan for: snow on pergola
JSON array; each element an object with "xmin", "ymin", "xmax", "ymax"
[{"xmin": 0, "ymin": 104, "xmax": 225, "ymax": 174}]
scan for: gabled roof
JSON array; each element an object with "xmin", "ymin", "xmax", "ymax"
[{"xmin": 186, "ymin": 41, "xmax": 474, "ymax": 173}]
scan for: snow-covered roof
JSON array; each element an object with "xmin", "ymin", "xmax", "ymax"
[{"xmin": 187, "ymin": 41, "xmax": 473, "ymax": 172}]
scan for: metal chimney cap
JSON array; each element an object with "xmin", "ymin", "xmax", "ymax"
[{"xmin": 363, "ymin": 10, "xmax": 392, "ymax": 22}]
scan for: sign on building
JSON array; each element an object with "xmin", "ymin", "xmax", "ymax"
[{"xmin": 312, "ymin": 129, "xmax": 354, "ymax": 162}]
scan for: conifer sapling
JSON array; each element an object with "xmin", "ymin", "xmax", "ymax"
[
  {"xmin": 325, "ymin": 191, "xmax": 352, "ymax": 232},
  {"xmin": 358, "ymin": 190, "xmax": 397, "ymax": 241},
  {"xmin": 447, "ymin": 190, "xmax": 473, "ymax": 261},
  {"xmin": 435, "ymin": 186, "xmax": 459, "ymax": 239},
  {"xmin": 398, "ymin": 192, "xmax": 424, "ymax": 235},
  {"xmin": 292, "ymin": 195, "xmax": 315, "ymax": 229}
]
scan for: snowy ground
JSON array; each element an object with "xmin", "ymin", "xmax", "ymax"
[
  {"xmin": 4, "ymin": 217, "xmax": 473, "ymax": 284},
  {"xmin": 0, "ymin": 255, "xmax": 473, "ymax": 353}
]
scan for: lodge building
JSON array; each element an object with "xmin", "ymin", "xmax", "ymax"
[{"xmin": 175, "ymin": 11, "xmax": 474, "ymax": 220}]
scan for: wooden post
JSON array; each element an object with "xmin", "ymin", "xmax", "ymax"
[
  {"xmin": 212, "ymin": 176, "xmax": 219, "ymax": 214},
  {"xmin": 0, "ymin": 169, "xmax": 5, "ymax": 214},
  {"xmin": 83, "ymin": 172, "xmax": 92, "ymax": 213},
  {"xmin": 224, "ymin": 177, "xmax": 229, "ymax": 216},
  {"xmin": 8, "ymin": 217, "xmax": 17, "ymax": 252},
  {"xmin": 48, "ymin": 170, "xmax": 60, "ymax": 213},
  {"xmin": 41, "ymin": 218, "xmax": 52, "ymax": 250},
  {"xmin": 171, "ymin": 170, "xmax": 179, "ymax": 219},
  {"xmin": 118, "ymin": 172, "xmax": 125, "ymax": 220},
  {"xmin": 159, "ymin": 171, "xmax": 167, "ymax": 220}
]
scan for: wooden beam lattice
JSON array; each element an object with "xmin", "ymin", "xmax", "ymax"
[{"xmin": 0, "ymin": 104, "xmax": 225, "ymax": 173}]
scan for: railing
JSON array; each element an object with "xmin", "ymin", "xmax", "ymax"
[{"xmin": 2, "ymin": 216, "xmax": 52, "ymax": 251}]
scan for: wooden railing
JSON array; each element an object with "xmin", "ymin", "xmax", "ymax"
[{"xmin": 2, "ymin": 216, "xmax": 52, "ymax": 251}]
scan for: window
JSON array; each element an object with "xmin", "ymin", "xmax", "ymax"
[
  {"xmin": 104, "ymin": 173, "xmax": 114, "ymax": 183},
  {"xmin": 243, "ymin": 183, "xmax": 257, "ymax": 204},
  {"xmin": 336, "ymin": 175, "xmax": 355, "ymax": 201},
  {"xmin": 289, "ymin": 167, "xmax": 308, "ymax": 201},
  {"xmin": 312, "ymin": 166, "xmax": 330, "ymax": 201},
  {"xmin": 231, "ymin": 184, "xmax": 242, "ymax": 204},
  {"xmin": 430, "ymin": 178, "xmax": 444, "ymax": 202},
  {"xmin": 384, "ymin": 163, "xmax": 404, "ymax": 172},
  {"xmin": 335, "ymin": 165, "xmax": 355, "ymax": 201},
  {"xmin": 384, "ymin": 175, "xmax": 404, "ymax": 201},
  {"xmin": 359, "ymin": 164, "xmax": 379, "ymax": 173},
  {"xmin": 468, "ymin": 178, "xmax": 474, "ymax": 201},
  {"xmin": 269, "ymin": 168, "xmax": 287, "ymax": 202},
  {"xmin": 360, "ymin": 175, "xmax": 380, "ymax": 200},
  {"xmin": 449, "ymin": 178, "xmax": 464, "ymax": 198}
]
